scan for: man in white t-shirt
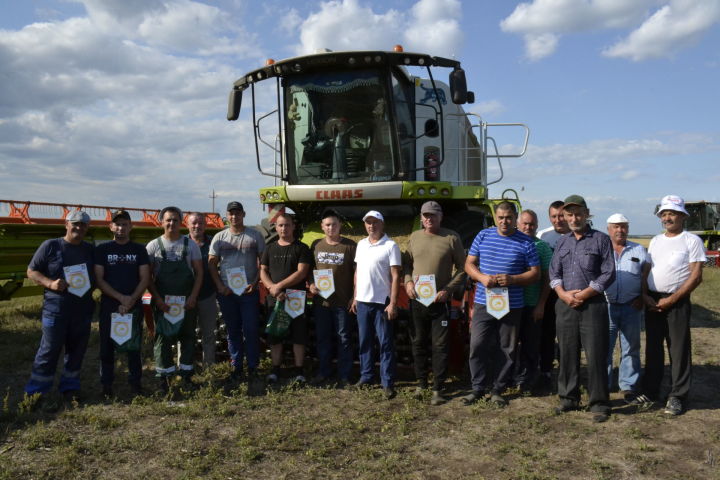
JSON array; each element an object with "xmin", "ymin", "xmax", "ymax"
[
  {"xmin": 643, "ymin": 195, "xmax": 705, "ymax": 416},
  {"xmin": 352, "ymin": 210, "xmax": 401, "ymax": 399}
]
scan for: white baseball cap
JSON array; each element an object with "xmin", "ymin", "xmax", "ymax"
[
  {"xmin": 362, "ymin": 210, "xmax": 384, "ymax": 222},
  {"xmin": 606, "ymin": 213, "xmax": 629, "ymax": 224},
  {"xmin": 656, "ymin": 195, "xmax": 688, "ymax": 217}
]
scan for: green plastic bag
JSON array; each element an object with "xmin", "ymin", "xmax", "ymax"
[{"xmin": 265, "ymin": 300, "xmax": 292, "ymax": 338}]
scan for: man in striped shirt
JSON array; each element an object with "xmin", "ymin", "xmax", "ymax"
[{"xmin": 463, "ymin": 201, "xmax": 540, "ymax": 406}]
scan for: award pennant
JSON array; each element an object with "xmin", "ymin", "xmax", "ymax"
[
  {"xmin": 63, "ymin": 263, "xmax": 90, "ymax": 297},
  {"xmin": 110, "ymin": 312, "xmax": 133, "ymax": 345},
  {"xmin": 414, "ymin": 274, "xmax": 437, "ymax": 307},
  {"xmin": 284, "ymin": 289, "xmax": 306, "ymax": 319},
  {"xmin": 313, "ymin": 269, "xmax": 335, "ymax": 299},
  {"xmin": 485, "ymin": 287, "xmax": 509, "ymax": 320},
  {"xmin": 226, "ymin": 266, "xmax": 248, "ymax": 295},
  {"xmin": 164, "ymin": 295, "xmax": 186, "ymax": 324}
]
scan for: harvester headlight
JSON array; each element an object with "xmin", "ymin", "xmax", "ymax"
[
  {"xmin": 441, "ymin": 188, "xmax": 450, "ymax": 196},
  {"xmin": 417, "ymin": 188, "xmax": 425, "ymax": 196},
  {"xmin": 374, "ymin": 55, "xmax": 381, "ymax": 63},
  {"xmin": 256, "ymin": 72, "xmax": 264, "ymax": 80},
  {"xmin": 429, "ymin": 187, "xmax": 437, "ymax": 195},
  {"xmin": 260, "ymin": 194, "xmax": 266, "ymax": 202},
  {"xmin": 275, "ymin": 192, "xmax": 281, "ymax": 200},
  {"xmin": 348, "ymin": 57, "xmax": 356, "ymax": 65},
  {"xmin": 246, "ymin": 75, "xmax": 253, "ymax": 83},
  {"xmin": 364, "ymin": 56, "xmax": 371, "ymax": 63}
]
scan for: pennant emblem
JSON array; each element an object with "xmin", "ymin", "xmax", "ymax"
[
  {"xmin": 284, "ymin": 289, "xmax": 306, "ymax": 318},
  {"xmin": 486, "ymin": 287, "xmax": 509, "ymax": 319},
  {"xmin": 164, "ymin": 295, "xmax": 186, "ymax": 324},
  {"xmin": 414, "ymin": 274, "xmax": 437, "ymax": 307},
  {"xmin": 111, "ymin": 313, "xmax": 133, "ymax": 345},
  {"xmin": 63, "ymin": 263, "xmax": 90, "ymax": 297},
  {"xmin": 313, "ymin": 269, "xmax": 335, "ymax": 299},
  {"xmin": 226, "ymin": 266, "xmax": 248, "ymax": 295}
]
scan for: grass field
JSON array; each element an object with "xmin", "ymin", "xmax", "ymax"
[{"xmin": 1, "ymin": 267, "xmax": 719, "ymax": 479}]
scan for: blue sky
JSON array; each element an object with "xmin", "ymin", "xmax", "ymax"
[{"xmin": 1, "ymin": 0, "xmax": 719, "ymax": 234}]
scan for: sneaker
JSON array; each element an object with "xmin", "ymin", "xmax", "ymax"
[
  {"xmin": 592, "ymin": 411, "xmax": 610, "ymax": 423},
  {"xmin": 554, "ymin": 399, "xmax": 579, "ymax": 414},
  {"xmin": 664, "ymin": 397, "xmax": 683, "ymax": 416},
  {"xmin": 266, "ymin": 373, "xmax": 279, "ymax": 384},
  {"xmin": 413, "ymin": 386, "xmax": 426, "ymax": 400},
  {"xmin": 383, "ymin": 387, "xmax": 396, "ymax": 400},
  {"xmin": 293, "ymin": 375, "xmax": 307, "ymax": 386},
  {"xmin": 352, "ymin": 379, "xmax": 373, "ymax": 390},
  {"xmin": 430, "ymin": 390, "xmax": 447, "ymax": 406},
  {"xmin": 462, "ymin": 390, "xmax": 484, "ymax": 405},
  {"xmin": 490, "ymin": 392, "xmax": 507, "ymax": 407},
  {"xmin": 623, "ymin": 392, "xmax": 652, "ymax": 406}
]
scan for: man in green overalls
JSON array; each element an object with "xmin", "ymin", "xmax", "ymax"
[{"xmin": 146, "ymin": 206, "xmax": 203, "ymax": 393}]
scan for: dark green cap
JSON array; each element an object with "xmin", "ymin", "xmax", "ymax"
[{"xmin": 563, "ymin": 194, "xmax": 587, "ymax": 209}]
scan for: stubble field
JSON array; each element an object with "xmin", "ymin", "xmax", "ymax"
[{"xmin": 0, "ymin": 264, "xmax": 718, "ymax": 479}]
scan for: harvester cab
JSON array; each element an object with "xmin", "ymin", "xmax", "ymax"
[{"xmin": 228, "ymin": 46, "xmax": 529, "ymax": 247}]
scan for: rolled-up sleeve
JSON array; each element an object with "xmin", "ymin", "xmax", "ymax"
[{"xmin": 549, "ymin": 238, "xmax": 564, "ymax": 290}]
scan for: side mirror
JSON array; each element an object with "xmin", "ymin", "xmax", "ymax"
[
  {"xmin": 227, "ymin": 89, "xmax": 242, "ymax": 121},
  {"xmin": 449, "ymin": 68, "xmax": 468, "ymax": 104}
]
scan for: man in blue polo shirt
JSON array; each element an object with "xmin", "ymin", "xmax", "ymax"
[{"xmin": 463, "ymin": 202, "xmax": 540, "ymax": 406}]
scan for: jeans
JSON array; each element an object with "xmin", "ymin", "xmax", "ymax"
[
  {"xmin": 607, "ymin": 302, "xmax": 643, "ymax": 392},
  {"xmin": 217, "ymin": 290, "xmax": 260, "ymax": 372},
  {"xmin": 99, "ymin": 304, "xmax": 142, "ymax": 387},
  {"xmin": 410, "ymin": 300, "xmax": 449, "ymax": 390},
  {"xmin": 555, "ymin": 296, "xmax": 610, "ymax": 413},
  {"xmin": 468, "ymin": 306, "xmax": 521, "ymax": 394},
  {"xmin": 314, "ymin": 304, "xmax": 354, "ymax": 380},
  {"xmin": 25, "ymin": 312, "xmax": 93, "ymax": 395},
  {"xmin": 356, "ymin": 301, "xmax": 396, "ymax": 388}
]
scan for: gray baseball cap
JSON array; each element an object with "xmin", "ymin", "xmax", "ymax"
[{"xmin": 67, "ymin": 210, "xmax": 90, "ymax": 224}]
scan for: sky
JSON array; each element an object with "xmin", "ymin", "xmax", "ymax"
[{"xmin": 1, "ymin": 0, "xmax": 719, "ymax": 234}]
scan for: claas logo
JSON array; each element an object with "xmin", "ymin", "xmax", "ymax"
[{"xmin": 315, "ymin": 189, "xmax": 363, "ymax": 200}]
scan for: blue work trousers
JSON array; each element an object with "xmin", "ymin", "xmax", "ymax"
[
  {"xmin": 356, "ymin": 301, "xmax": 396, "ymax": 388},
  {"xmin": 315, "ymin": 304, "xmax": 354, "ymax": 380},
  {"xmin": 25, "ymin": 313, "xmax": 92, "ymax": 395},
  {"xmin": 217, "ymin": 290, "xmax": 260, "ymax": 372},
  {"xmin": 607, "ymin": 302, "xmax": 643, "ymax": 392}
]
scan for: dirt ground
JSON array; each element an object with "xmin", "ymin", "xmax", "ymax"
[{"xmin": 1, "ymin": 270, "xmax": 719, "ymax": 479}]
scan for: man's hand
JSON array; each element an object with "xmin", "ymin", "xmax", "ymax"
[
  {"xmin": 495, "ymin": 274, "xmax": 513, "ymax": 287},
  {"xmin": 559, "ymin": 289, "xmax": 583, "ymax": 308},
  {"xmin": 309, "ymin": 283, "xmax": 320, "ymax": 296},
  {"xmin": 245, "ymin": 283, "xmax": 256, "ymax": 295},
  {"xmin": 268, "ymin": 283, "xmax": 283, "ymax": 298},
  {"xmin": 154, "ymin": 297, "xmax": 170, "ymax": 313},
  {"xmin": 656, "ymin": 296, "xmax": 675, "ymax": 312},
  {"xmin": 186, "ymin": 294, "xmax": 198, "ymax": 310},
  {"xmin": 630, "ymin": 296, "xmax": 644, "ymax": 311},
  {"xmin": 48, "ymin": 278, "xmax": 67, "ymax": 292},
  {"xmin": 350, "ymin": 299, "xmax": 358, "ymax": 314},
  {"xmin": 481, "ymin": 274, "xmax": 497, "ymax": 288},
  {"xmin": 644, "ymin": 294, "xmax": 660, "ymax": 312},
  {"xmin": 435, "ymin": 290, "xmax": 449, "ymax": 303},
  {"xmin": 405, "ymin": 281, "xmax": 417, "ymax": 299},
  {"xmin": 385, "ymin": 302, "xmax": 397, "ymax": 321},
  {"xmin": 118, "ymin": 295, "xmax": 134, "ymax": 314},
  {"xmin": 532, "ymin": 303, "xmax": 544, "ymax": 322}
]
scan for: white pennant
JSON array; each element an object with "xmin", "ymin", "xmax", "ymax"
[
  {"xmin": 313, "ymin": 269, "xmax": 335, "ymax": 299},
  {"xmin": 414, "ymin": 274, "xmax": 437, "ymax": 307},
  {"xmin": 226, "ymin": 266, "xmax": 248, "ymax": 295},
  {"xmin": 63, "ymin": 263, "xmax": 90, "ymax": 297},
  {"xmin": 111, "ymin": 312, "xmax": 133, "ymax": 345},
  {"xmin": 485, "ymin": 287, "xmax": 509, "ymax": 319},
  {"xmin": 164, "ymin": 295, "xmax": 186, "ymax": 324},
  {"xmin": 284, "ymin": 289, "xmax": 306, "ymax": 319}
]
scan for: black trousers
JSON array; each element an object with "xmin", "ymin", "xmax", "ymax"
[
  {"xmin": 410, "ymin": 300, "xmax": 449, "ymax": 390},
  {"xmin": 555, "ymin": 296, "xmax": 610, "ymax": 413},
  {"xmin": 540, "ymin": 290, "xmax": 558, "ymax": 373},
  {"xmin": 643, "ymin": 292, "xmax": 692, "ymax": 401},
  {"xmin": 468, "ymin": 306, "xmax": 521, "ymax": 394},
  {"xmin": 515, "ymin": 305, "xmax": 541, "ymax": 387}
]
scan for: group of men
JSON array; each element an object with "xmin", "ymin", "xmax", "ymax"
[{"xmin": 24, "ymin": 194, "xmax": 705, "ymax": 420}]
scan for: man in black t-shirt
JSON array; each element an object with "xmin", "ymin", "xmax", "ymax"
[
  {"xmin": 95, "ymin": 210, "xmax": 150, "ymax": 397},
  {"xmin": 24, "ymin": 211, "xmax": 95, "ymax": 403},
  {"xmin": 260, "ymin": 213, "xmax": 312, "ymax": 385}
]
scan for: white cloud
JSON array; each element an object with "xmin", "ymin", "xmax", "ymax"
[
  {"xmin": 296, "ymin": 0, "xmax": 462, "ymax": 57},
  {"xmin": 500, "ymin": 0, "xmax": 719, "ymax": 61},
  {"xmin": 475, "ymin": 100, "xmax": 506, "ymax": 117},
  {"xmin": 603, "ymin": 0, "xmax": 720, "ymax": 60}
]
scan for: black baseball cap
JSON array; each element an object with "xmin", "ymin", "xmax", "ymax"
[
  {"xmin": 111, "ymin": 210, "xmax": 131, "ymax": 222},
  {"xmin": 226, "ymin": 201, "xmax": 244, "ymax": 212}
]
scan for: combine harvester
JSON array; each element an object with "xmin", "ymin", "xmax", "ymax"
[
  {"xmin": 0, "ymin": 199, "xmax": 223, "ymax": 301},
  {"xmin": 227, "ymin": 45, "xmax": 530, "ymax": 367}
]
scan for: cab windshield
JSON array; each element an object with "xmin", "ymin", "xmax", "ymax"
[{"xmin": 284, "ymin": 70, "xmax": 397, "ymax": 184}]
